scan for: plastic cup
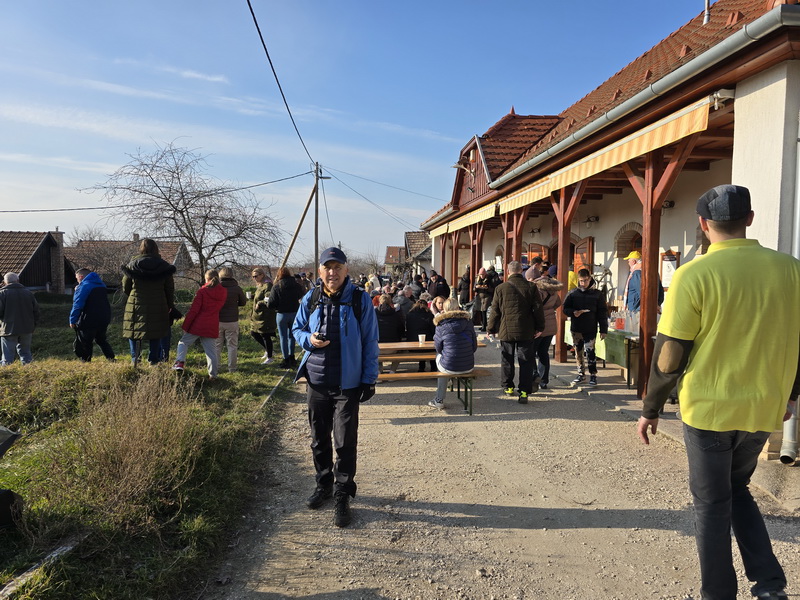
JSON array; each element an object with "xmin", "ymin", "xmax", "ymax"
[
  {"xmin": 418, "ymin": 334, "xmax": 426, "ymax": 344},
  {"xmin": 246, "ymin": 291, "xmax": 253, "ymax": 300}
]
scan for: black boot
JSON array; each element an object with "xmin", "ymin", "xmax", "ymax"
[
  {"xmin": 333, "ymin": 491, "xmax": 352, "ymax": 527},
  {"xmin": 306, "ymin": 485, "xmax": 332, "ymax": 509}
]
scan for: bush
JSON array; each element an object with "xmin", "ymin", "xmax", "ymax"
[{"xmin": 30, "ymin": 369, "xmax": 210, "ymax": 531}]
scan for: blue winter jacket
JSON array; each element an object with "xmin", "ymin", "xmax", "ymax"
[
  {"xmin": 292, "ymin": 278, "xmax": 379, "ymax": 389},
  {"xmin": 69, "ymin": 271, "xmax": 111, "ymax": 328},
  {"xmin": 433, "ymin": 309, "xmax": 477, "ymax": 373},
  {"xmin": 625, "ymin": 270, "xmax": 665, "ymax": 312}
]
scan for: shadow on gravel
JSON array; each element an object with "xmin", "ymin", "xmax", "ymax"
[
  {"xmin": 352, "ymin": 499, "xmax": 800, "ymax": 544},
  {"xmin": 246, "ymin": 591, "xmax": 388, "ymax": 600}
]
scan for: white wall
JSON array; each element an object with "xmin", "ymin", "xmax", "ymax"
[{"xmin": 732, "ymin": 60, "xmax": 800, "ymax": 253}]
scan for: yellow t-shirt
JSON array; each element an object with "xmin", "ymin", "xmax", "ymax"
[{"xmin": 658, "ymin": 238, "xmax": 800, "ymax": 432}]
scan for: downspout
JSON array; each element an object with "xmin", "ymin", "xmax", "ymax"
[
  {"xmin": 780, "ymin": 107, "xmax": 800, "ymax": 465},
  {"xmin": 491, "ymin": 4, "xmax": 800, "ymax": 190}
]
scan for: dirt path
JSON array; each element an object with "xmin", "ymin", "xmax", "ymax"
[{"xmin": 199, "ymin": 348, "xmax": 799, "ymax": 600}]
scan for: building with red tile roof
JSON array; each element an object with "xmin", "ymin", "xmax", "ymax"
[
  {"xmin": 422, "ymin": 0, "xmax": 800, "ymax": 395},
  {"xmin": 0, "ymin": 231, "xmax": 73, "ymax": 293}
]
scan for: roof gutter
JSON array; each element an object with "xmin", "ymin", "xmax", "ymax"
[
  {"xmin": 420, "ymin": 206, "xmax": 456, "ymax": 230},
  {"xmin": 491, "ymin": 4, "xmax": 800, "ymax": 190}
]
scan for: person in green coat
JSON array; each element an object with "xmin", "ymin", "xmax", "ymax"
[
  {"xmin": 249, "ymin": 267, "xmax": 277, "ymax": 364},
  {"xmin": 121, "ymin": 238, "xmax": 176, "ymax": 365}
]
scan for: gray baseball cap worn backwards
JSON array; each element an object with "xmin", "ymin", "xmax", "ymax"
[
  {"xmin": 319, "ymin": 247, "xmax": 347, "ymax": 265},
  {"xmin": 696, "ymin": 184, "xmax": 751, "ymax": 221}
]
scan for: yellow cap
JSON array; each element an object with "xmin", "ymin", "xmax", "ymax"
[{"xmin": 623, "ymin": 250, "xmax": 642, "ymax": 260}]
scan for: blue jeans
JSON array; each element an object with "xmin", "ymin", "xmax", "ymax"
[
  {"xmin": 128, "ymin": 338, "xmax": 162, "ymax": 365},
  {"xmin": 276, "ymin": 312, "xmax": 296, "ymax": 360},
  {"xmin": 533, "ymin": 334, "xmax": 553, "ymax": 384},
  {"xmin": 683, "ymin": 424, "xmax": 786, "ymax": 599},
  {"xmin": 0, "ymin": 334, "xmax": 33, "ymax": 366}
]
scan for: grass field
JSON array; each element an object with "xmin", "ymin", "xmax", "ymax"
[{"xmin": 0, "ymin": 293, "xmax": 290, "ymax": 599}]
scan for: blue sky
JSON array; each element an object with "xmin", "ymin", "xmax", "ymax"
[{"xmin": 0, "ymin": 1, "xmax": 713, "ymax": 262}]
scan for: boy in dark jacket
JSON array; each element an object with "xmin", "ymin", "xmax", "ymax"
[
  {"xmin": 562, "ymin": 268, "xmax": 608, "ymax": 386},
  {"xmin": 70, "ymin": 268, "xmax": 115, "ymax": 362}
]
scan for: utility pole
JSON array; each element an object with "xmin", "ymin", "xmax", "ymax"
[{"xmin": 314, "ymin": 162, "xmax": 320, "ymax": 268}]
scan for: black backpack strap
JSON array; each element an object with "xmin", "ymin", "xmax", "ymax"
[{"xmin": 307, "ymin": 286, "xmax": 363, "ymax": 323}]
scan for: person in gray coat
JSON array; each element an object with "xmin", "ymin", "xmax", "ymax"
[{"xmin": 0, "ymin": 273, "xmax": 40, "ymax": 366}]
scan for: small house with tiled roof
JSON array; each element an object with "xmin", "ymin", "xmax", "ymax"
[
  {"xmin": 65, "ymin": 233, "xmax": 195, "ymax": 289},
  {"xmin": 383, "ymin": 246, "xmax": 406, "ymax": 274},
  {"xmin": 404, "ymin": 231, "xmax": 432, "ymax": 275},
  {"xmin": 0, "ymin": 231, "xmax": 74, "ymax": 294},
  {"xmin": 422, "ymin": 0, "xmax": 800, "ymax": 398}
]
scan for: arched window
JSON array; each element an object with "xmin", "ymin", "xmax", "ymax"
[{"xmin": 614, "ymin": 222, "xmax": 643, "ymax": 257}]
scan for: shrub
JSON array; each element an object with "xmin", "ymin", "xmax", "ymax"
[{"xmin": 30, "ymin": 369, "xmax": 211, "ymax": 532}]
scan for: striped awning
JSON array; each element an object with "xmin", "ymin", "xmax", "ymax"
[
  {"xmin": 498, "ymin": 96, "xmax": 712, "ymax": 214},
  {"xmin": 446, "ymin": 203, "xmax": 498, "ymax": 232},
  {"xmin": 430, "ymin": 223, "xmax": 449, "ymax": 238}
]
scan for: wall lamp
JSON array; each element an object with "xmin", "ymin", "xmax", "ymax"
[
  {"xmin": 530, "ymin": 227, "xmax": 541, "ymax": 234},
  {"xmin": 584, "ymin": 215, "xmax": 600, "ymax": 223},
  {"xmin": 662, "ymin": 200, "xmax": 676, "ymax": 209}
]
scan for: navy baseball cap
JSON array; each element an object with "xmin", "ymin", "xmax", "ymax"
[
  {"xmin": 319, "ymin": 247, "xmax": 347, "ymax": 265},
  {"xmin": 697, "ymin": 184, "xmax": 751, "ymax": 221}
]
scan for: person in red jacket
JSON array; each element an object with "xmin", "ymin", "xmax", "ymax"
[{"xmin": 172, "ymin": 269, "xmax": 228, "ymax": 379}]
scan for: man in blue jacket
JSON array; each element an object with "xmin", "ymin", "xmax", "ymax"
[
  {"xmin": 70, "ymin": 268, "xmax": 115, "ymax": 362},
  {"xmin": 293, "ymin": 247, "xmax": 379, "ymax": 527}
]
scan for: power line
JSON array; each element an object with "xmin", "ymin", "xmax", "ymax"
[
  {"xmin": 325, "ymin": 166, "xmax": 447, "ymax": 202},
  {"xmin": 246, "ymin": 0, "xmax": 314, "ymax": 164},
  {"xmin": 0, "ymin": 172, "xmax": 314, "ymax": 213},
  {"xmin": 319, "ymin": 178, "xmax": 335, "ymax": 243},
  {"xmin": 323, "ymin": 168, "xmax": 420, "ymax": 231}
]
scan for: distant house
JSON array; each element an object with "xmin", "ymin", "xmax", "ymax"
[
  {"xmin": 404, "ymin": 231, "xmax": 431, "ymax": 276},
  {"xmin": 383, "ymin": 246, "xmax": 407, "ymax": 274},
  {"xmin": 64, "ymin": 234, "xmax": 195, "ymax": 289},
  {"xmin": 0, "ymin": 230, "xmax": 75, "ymax": 294}
]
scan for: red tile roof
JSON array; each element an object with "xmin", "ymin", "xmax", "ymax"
[
  {"xmin": 0, "ymin": 231, "xmax": 52, "ymax": 274},
  {"xmin": 480, "ymin": 110, "xmax": 561, "ymax": 181},
  {"xmin": 405, "ymin": 231, "xmax": 431, "ymax": 259},
  {"xmin": 507, "ymin": 0, "xmax": 773, "ymax": 173},
  {"xmin": 384, "ymin": 246, "xmax": 406, "ymax": 265},
  {"xmin": 65, "ymin": 239, "xmax": 187, "ymax": 267}
]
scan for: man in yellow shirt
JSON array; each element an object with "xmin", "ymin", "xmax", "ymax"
[{"xmin": 637, "ymin": 184, "xmax": 799, "ymax": 600}]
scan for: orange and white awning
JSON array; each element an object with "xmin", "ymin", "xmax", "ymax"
[{"xmin": 498, "ymin": 96, "xmax": 712, "ymax": 214}]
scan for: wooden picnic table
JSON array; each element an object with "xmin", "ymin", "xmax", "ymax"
[{"xmin": 378, "ymin": 341, "xmax": 486, "ymax": 352}]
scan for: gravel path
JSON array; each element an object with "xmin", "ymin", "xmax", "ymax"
[{"xmin": 199, "ymin": 345, "xmax": 799, "ymax": 600}]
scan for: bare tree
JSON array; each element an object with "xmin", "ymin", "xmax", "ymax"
[{"xmin": 88, "ymin": 141, "xmax": 284, "ymax": 283}]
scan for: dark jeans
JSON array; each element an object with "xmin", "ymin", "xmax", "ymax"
[
  {"xmin": 251, "ymin": 331, "xmax": 274, "ymax": 357},
  {"xmin": 500, "ymin": 339, "xmax": 538, "ymax": 393},
  {"xmin": 73, "ymin": 326, "xmax": 115, "ymax": 362},
  {"xmin": 479, "ymin": 310, "xmax": 488, "ymax": 331},
  {"xmin": 128, "ymin": 338, "xmax": 162, "ymax": 365},
  {"xmin": 683, "ymin": 424, "xmax": 785, "ymax": 599},
  {"xmin": 307, "ymin": 383, "xmax": 361, "ymax": 497},
  {"xmin": 572, "ymin": 332, "xmax": 597, "ymax": 375},
  {"xmin": 533, "ymin": 334, "xmax": 553, "ymax": 384}
]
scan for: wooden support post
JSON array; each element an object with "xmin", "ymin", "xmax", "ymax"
[
  {"xmin": 623, "ymin": 134, "xmax": 699, "ymax": 398},
  {"xmin": 550, "ymin": 182, "xmax": 586, "ymax": 362}
]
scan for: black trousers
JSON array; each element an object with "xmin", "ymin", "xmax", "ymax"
[
  {"xmin": 73, "ymin": 326, "xmax": 115, "ymax": 362},
  {"xmin": 307, "ymin": 383, "xmax": 361, "ymax": 497},
  {"xmin": 500, "ymin": 339, "xmax": 538, "ymax": 393},
  {"xmin": 250, "ymin": 331, "xmax": 273, "ymax": 356}
]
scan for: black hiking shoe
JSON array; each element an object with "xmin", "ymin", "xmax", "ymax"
[
  {"xmin": 333, "ymin": 491, "xmax": 352, "ymax": 527},
  {"xmin": 306, "ymin": 485, "xmax": 332, "ymax": 509}
]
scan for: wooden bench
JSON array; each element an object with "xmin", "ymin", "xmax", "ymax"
[
  {"xmin": 376, "ymin": 368, "xmax": 492, "ymax": 415},
  {"xmin": 378, "ymin": 352, "xmax": 437, "ymax": 362}
]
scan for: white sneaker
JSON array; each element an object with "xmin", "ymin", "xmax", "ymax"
[
  {"xmin": 427, "ymin": 398, "xmax": 444, "ymax": 409},
  {"xmin": 262, "ymin": 356, "xmax": 273, "ymax": 364},
  {"xmin": 261, "ymin": 351, "xmax": 269, "ymax": 359}
]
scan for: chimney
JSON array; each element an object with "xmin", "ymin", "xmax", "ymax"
[
  {"xmin": 49, "ymin": 230, "xmax": 65, "ymax": 294},
  {"xmin": 133, "ymin": 233, "xmax": 140, "ymax": 243}
]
